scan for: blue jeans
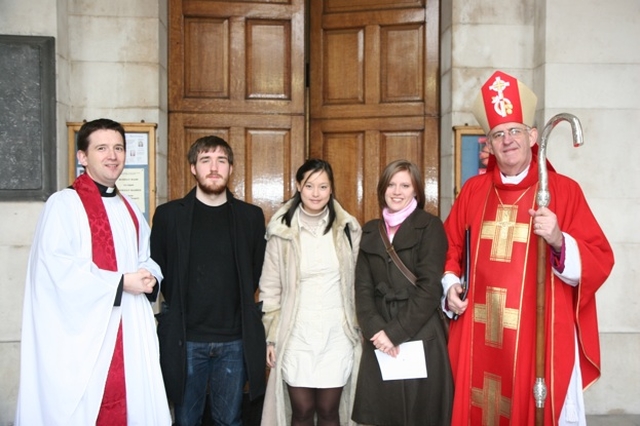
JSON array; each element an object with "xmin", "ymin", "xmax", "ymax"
[{"xmin": 174, "ymin": 339, "xmax": 245, "ymax": 426}]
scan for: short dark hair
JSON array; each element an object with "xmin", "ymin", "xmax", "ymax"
[
  {"xmin": 76, "ymin": 118, "xmax": 126, "ymax": 152},
  {"xmin": 377, "ymin": 160, "xmax": 425, "ymax": 210},
  {"xmin": 187, "ymin": 135, "xmax": 234, "ymax": 165},
  {"xmin": 280, "ymin": 158, "xmax": 337, "ymax": 235}
]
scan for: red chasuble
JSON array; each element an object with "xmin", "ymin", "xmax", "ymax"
[
  {"xmin": 73, "ymin": 173, "xmax": 139, "ymax": 426},
  {"xmin": 444, "ymin": 152, "xmax": 613, "ymax": 425}
]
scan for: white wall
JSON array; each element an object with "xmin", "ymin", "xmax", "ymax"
[{"xmin": 0, "ymin": 0, "xmax": 60, "ymax": 422}]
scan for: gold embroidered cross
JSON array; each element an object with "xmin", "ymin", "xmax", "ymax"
[
  {"xmin": 474, "ymin": 287, "xmax": 519, "ymax": 348},
  {"xmin": 481, "ymin": 204, "xmax": 529, "ymax": 262},
  {"xmin": 471, "ymin": 372, "xmax": 511, "ymax": 426}
]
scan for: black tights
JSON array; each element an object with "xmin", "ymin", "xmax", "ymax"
[{"xmin": 287, "ymin": 385, "xmax": 344, "ymax": 426}]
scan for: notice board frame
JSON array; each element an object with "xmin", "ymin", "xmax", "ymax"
[
  {"xmin": 454, "ymin": 125, "xmax": 487, "ymax": 197},
  {"xmin": 67, "ymin": 122, "xmax": 157, "ymax": 221}
]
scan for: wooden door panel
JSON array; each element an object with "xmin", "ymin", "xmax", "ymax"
[
  {"xmin": 184, "ymin": 18, "xmax": 229, "ymax": 98},
  {"xmin": 170, "ymin": 0, "xmax": 304, "ymax": 107},
  {"xmin": 323, "ymin": 29, "xmax": 364, "ymax": 105},
  {"xmin": 312, "ymin": 8, "xmax": 427, "ymax": 119},
  {"xmin": 381, "ymin": 24, "xmax": 424, "ymax": 102},
  {"xmin": 246, "ymin": 20, "xmax": 291, "ymax": 100}
]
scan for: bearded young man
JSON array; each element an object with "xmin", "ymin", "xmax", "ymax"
[{"xmin": 151, "ymin": 136, "xmax": 267, "ymax": 426}]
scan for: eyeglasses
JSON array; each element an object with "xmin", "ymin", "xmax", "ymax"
[{"xmin": 489, "ymin": 127, "xmax": 531, "ymax": 143}]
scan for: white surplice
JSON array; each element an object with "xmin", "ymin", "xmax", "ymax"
[{"xmin": 15, "ymin": 188, "xmax": 171, "ymax": 426}]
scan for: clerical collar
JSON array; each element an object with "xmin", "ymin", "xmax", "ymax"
[
  {"xmin": 93, "ymin": 180, "xmax": 118, "ymax": 197},
  {"xmin": 501, "ymin": 165, "xmax": 530, "ymax": 185}
]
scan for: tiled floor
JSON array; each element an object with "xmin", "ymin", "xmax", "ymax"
[{"xmin": 586, "ymin": 415, "xmax": 640, "ymax": 425}]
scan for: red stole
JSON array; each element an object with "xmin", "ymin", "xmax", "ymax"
[{"xmin": 73, "ymin": 173, "xmax": 139, "ymax": 425}]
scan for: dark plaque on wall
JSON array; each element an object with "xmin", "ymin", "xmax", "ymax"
[{"xmin": 0, "ymin": 35, "xmax": 56, "ymax": 200}]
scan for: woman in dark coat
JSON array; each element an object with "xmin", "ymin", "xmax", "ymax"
[{"xmin": 351, "ymin": 160, "xmax": 453, "ymax": 426}]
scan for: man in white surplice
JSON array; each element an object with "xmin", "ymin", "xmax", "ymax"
[{"xmin": 15, "ymin": 119, "xmax": 171, "ymax": 426}]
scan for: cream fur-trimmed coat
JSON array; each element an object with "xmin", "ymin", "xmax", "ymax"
[{"xmin": 259, "ymin": 198, "xmax": 363, "ymax": 426}]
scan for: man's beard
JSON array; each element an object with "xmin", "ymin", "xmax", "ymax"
[{"xmin": 196, "ymin": 173, "xmax": 227, "ymax": 195}]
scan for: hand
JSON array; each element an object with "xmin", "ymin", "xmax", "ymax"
[
  {"xmin": 123, "ymin": 268, "xmax": 157, "ymax": 295},
  {"xmin": 447, "ymin": 283, "xmax": 468, "ymax": 316},
  {"xmin": 371, "ymin": 330, "xmax": 399, "ymax": 358},
  {"xmin": 529, "ymin": 207, "xmax": 563, "ymax": 251},
  {"xmin": 266, "ymin": 344, "xmax": 276, "ymax": 368}
]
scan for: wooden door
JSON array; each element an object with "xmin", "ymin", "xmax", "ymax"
[
  {"xmin": 168, "ymin": 0, "xmax": 440, "ymax": 224},
  {"xmin": 168, "ymin": 0, "xmax": 306, "ymax": 222},
  {"xmin": 309, "ymin": 0, "xmax": 440, "ymax": 223}
]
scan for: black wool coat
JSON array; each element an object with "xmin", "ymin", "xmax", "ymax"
[
  {"xmin": 351, "ymin": 208, "xmax": 453, "ymax": 426},
  {"xmin": 150, "ymin": 187, "xmax": 267, "ymax": 403}
]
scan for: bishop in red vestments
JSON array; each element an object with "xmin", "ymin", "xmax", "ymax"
[{"xmin": 442, "ymin": 71, "xmax": 614, "ymax": 425}]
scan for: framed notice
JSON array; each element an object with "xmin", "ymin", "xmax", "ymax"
[
  {"xmin": 68, "ymin": 122, "xmax": 157, "ymax": 221},
  {"xmin": 454, "ymin": 126, "xmax": 487, "ymax": 197}
]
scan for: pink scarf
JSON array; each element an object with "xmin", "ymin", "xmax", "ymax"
[{"xmin": 382, "ymin": 197, "xmax": 417, "ymax": 234}]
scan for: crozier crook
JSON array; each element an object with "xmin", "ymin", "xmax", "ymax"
[
  {"xmin": 537, "ymin": 113, "xmax": 584, "ymax": 207},
  {"xmin": 534, "ymin": 113, "xmax": 584, "ymax": 426}
]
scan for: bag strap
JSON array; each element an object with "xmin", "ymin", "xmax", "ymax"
[
  {"xmin": 344, "ymin": 225, "xmax": 352, "ymax": 248},
  {"xmin": 378, "ymin": 220, "xmax": 417, "ymax": 286},
  {"xmin": 378, "ymin": 219, "xmax": 450, "ymax": 340}
]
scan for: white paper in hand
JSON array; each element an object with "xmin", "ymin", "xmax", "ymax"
[{"xmin": 374, "ymin": 340, "xmax": 427, "ymax": 381}]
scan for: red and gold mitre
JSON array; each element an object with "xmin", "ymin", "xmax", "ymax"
[{"xmin": 472, "ymin": 70, "xmax": 537, "ymax": 133}]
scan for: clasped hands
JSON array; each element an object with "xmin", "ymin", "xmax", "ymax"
[{"xmin": 123, "ymin": 268, "xmax": 157, "ymax": 295}]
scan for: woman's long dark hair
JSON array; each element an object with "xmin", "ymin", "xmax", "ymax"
[{"xmin": 280, "ymin": 159, "xmax": 337, "ymax": 235}]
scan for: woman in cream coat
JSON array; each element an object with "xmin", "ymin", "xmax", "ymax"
[{"xmin": 259, "ymin": 159, "xmax": 362, "ymax": 426}]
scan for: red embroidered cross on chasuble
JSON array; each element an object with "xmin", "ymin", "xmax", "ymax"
[{"xmin": 469, "ymin": 182, "xmax": 538, "ymax": 425}]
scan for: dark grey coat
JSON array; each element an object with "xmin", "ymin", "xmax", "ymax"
[
  {"xmin": 351, "ymin": 209, "xmax": 453, "ymax": 426},
  {"xmin": 150, "ymin": 187, "xmax": 267, "ymax": 403}
]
